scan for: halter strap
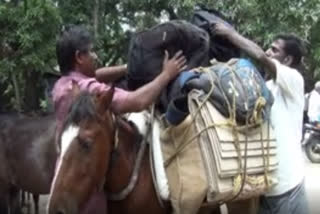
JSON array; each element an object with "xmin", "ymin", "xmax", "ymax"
[{"xmin": 108, "ymin": 106, "xmax": 154, "ymax": 201}]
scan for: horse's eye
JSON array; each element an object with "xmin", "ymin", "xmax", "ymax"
[{"xmin": 77, "ymin": 137, "xmax": 92, "ymax": 151}]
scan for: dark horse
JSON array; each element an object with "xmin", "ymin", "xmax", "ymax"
[{"xmin": 0, "ymin": 113, "xmax": 58, "ymax": 214}]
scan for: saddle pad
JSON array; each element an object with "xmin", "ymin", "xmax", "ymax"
[
  {"xmin": 190, "ymin": 90, "xmax": 277, "ymax": 175},
  {"xmin": 188, "ymin": 89, "xmax": 278, "ymax": 203}
]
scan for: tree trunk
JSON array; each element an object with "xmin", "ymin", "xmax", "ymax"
[
  {"xmin": 23, "ymin": 70, "xmax": 41, "ymax": 112},
  {"xmin": 11, "ymin": 73, "xmax": 22, "ymax": 112},
  {"xmin": 93, "ymin": 0, "xmax": 100, "ymax": 39}
]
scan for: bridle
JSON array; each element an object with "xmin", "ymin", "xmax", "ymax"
[{"xmin": 106, "ymin": 111, "xmax": 153, "ymax": 201}]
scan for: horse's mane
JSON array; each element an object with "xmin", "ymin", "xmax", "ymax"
[{"xmin": 63, "ymin": 92, "xmax": 99, "ymax": 129}]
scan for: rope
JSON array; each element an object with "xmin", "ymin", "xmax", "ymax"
[{"xmin": 164, "ymin": 59, "xmax": 272, "ymax": 202}]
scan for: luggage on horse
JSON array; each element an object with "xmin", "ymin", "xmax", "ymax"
[
  {"xmin": 152, "ymin": 89, "xmax": 278, "ymax": 214},
  {"xmin": 127, "ymin": 20, "xmax": 210, "ymax": 91},
  {"xmin": 126, "ymin": 9, "xmax": 241, "ymax": 114},
  {"xmin": 167, "ymin": 58, "xmax": 273, "ymax": 126},
  {"xmin": 191, "ymin": 8, "xmax": 241, "ymax": 62},
  {"xmin": 187, "ymin": 90, "xmax": 278, "ymax": 202},
  {"xmin": 158, "ymin": 114, "xmax": 208, "ymax": 214}
]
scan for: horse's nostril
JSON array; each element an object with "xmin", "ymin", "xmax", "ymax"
[{"xmin": 56, "ymin": 210, "xmax": 65, "ymax": 214}]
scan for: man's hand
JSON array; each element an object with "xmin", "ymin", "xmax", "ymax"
[
  {"xmin": 117, "ymin": 50, "xmax": 187, "ymax": 113},
  {"xmin": 211, "ymin": 23, "xmax": 234, "ymax": 36},
  {"xmin": 162, "ymin": 50, "xmax": 187, "ymax": 80}
]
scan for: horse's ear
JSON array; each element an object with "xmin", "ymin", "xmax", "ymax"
[{"xmin": 96, "ymin": 85, "xmax": 115, "ymax": 115}]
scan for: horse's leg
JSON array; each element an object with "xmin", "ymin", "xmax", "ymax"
[
  {"xmin": 198, "ymin": 206, "xmax": 222, "ymax": 214},
  {"xmin": 20, "ymin": 191, "xmax": 25, "ymax": 207},
  {"xmin": 226, "ymin": 198, "xmax": 260, "ymax": 214},
  {"xmin": 6, "ymin": 194, "xmax": 10, "ymax": 214},
  {"xmin": 0, "ymin": 194, "xmax": 9, "ymax": 214},
  {"xmin": 211, "ymin": 206, "xmax": 222, "ymax": 214},
  {"xmin": 32, "ymin": 194, "xmax": 39, "ymax": 214},
  {"xmin": 27, "ymin": 192, "xmax": 30, "ymax": 203},
  {"xmin": 26, "ymin": 192, "xmax": 31, "ymax": 214},
  {"xmin": 8, "ymin": 187, "xmax": 21, "ymax": 214},
  {"xmin": 20, "ymin": 191, "xmax": 28, "ymax": 214}
]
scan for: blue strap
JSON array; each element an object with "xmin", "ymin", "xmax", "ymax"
[{"xmin": 178, "ymin": 71, "xmax": 200, "ymax": 90}]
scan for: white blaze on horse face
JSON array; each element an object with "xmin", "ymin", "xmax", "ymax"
[
  {"xmin": 60, "ymin": 125, "xmax": 80, "ymax": 158},
  {"xmin": 47, "ymin": 124, "xmax": 80, "ymax": 211}
]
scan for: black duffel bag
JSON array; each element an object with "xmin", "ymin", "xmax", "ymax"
[
  {"xmin": 127, "ymin": 20, "xmax": 210, "ymax": 91},
  {"xmin": 191, "ymin": 8, "xmax": 241, "ymax": 62}
]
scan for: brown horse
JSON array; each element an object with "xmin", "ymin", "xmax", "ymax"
[
  {"xmin": 47, "ymin": 90, "xmax": 225, "ymax": 214},
  {"xmin": 0, "ymin": 113, "xmax": 57, "ymax": 214}
]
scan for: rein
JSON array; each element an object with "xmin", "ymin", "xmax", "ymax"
[{"xmin": 108, "ymin": 107, "xmax": 154, "ymax": 201}]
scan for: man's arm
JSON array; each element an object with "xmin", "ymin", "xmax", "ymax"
[
  {"xmin": 95, "ymin": 64, "xmax": 127, "ymax": 83},
  {"xmin": 116, "ymin": 51, "xmax": 187, "ymax": 113},
  {"xmin": 212, "ymin": 23, "xmax": 277, "ymax": 78}
]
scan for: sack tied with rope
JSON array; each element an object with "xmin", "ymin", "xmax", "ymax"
[
  {"xmin": 158, "ymin": 85, "xmax": 278, "ymax": 213},
  {"xmin": 186, "ymin": 58, "xmax": 274, "ymax": 125},
  {"xmin": 166, "ymin": 58, "xmax": 274, "ymax": 126}
]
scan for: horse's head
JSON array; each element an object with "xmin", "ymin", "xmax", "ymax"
[{"xmin": 47, "ymin": 89, "xmax": 115, "ymax": 214}]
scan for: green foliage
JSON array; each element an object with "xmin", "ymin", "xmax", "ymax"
[
  {"xmin": 0, "ymin": 0, "xmax": 60, "ymax": 111},
  {"xmin": 1, "ymin": 0, "xmax": 320, "ymax": 112}
]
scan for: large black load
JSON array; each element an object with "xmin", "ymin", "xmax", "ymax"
[
  {"xmin": 191, "ymin": 8, "xmax": 241, "ymax": 62},
  {"xmin": 127, "ymin": 20, "xmax": 210, "ymax": 91},
  {"xmin": 126, "ymin": 9, "xmax": 272, "ymax": 125}
]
